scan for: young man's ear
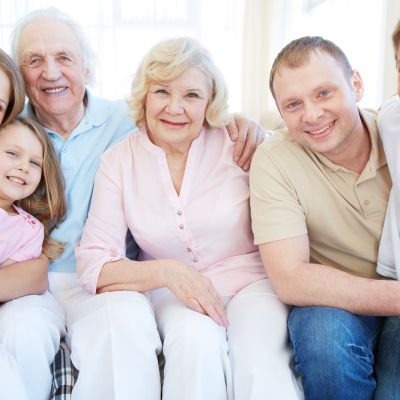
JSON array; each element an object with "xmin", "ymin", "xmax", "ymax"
[{"xmin": 351, "ymin": 70, "xmax": 364, "ymax": 102}]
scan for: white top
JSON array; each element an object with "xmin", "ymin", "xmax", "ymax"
[{"xmin": 377, "ymin": 95, "xmax": 400, "ymax": 278}]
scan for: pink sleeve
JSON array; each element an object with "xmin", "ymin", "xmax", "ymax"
[
  {"xmin": 10, "ymin": 221, "xmax": 44, "ymax": 262},
  {"xmin": 75, "ymin": 146, "xmax": 130, "ymax": 294}
]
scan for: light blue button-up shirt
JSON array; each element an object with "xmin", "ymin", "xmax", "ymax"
[{"xmin": 26, "ymin": 91, "xmax": 136, "ymax": 273}]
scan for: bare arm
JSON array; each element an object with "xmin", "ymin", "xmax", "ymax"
[
  {"xmin": 226, "ymin": 114, "xmax": 265, "ymax": 171},
  {"xmin": 97, "ymin": 258, "xmax": 228, "ymax": 327},
  {"xmin": 260, "ymin": 234, "xmax": 400, "ymax": 316},
  {"xmin": 0, "ymin": 254, "xmax": 49, "ymax": 302}
]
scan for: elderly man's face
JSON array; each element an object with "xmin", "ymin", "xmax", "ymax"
[{"xmin": 18, "ymin": 19, "xmax": 88, "ymax": 124}]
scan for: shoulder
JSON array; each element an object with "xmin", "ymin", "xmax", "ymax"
[
  {"xmin": 86, "ymin": 92, "xmax": 133, "ymax": 127},
  {"xmin": 14, "ymin": 206, "xmax": 44, "ymax": 232},
  {"xmin": 378, "ymin": 96, "xmax": 400, "ymax": 125},
  {"xmin": 101, "ymin": 128, "xmax": 140, "ymax": 162},
  {"xmin": 253, "ymin": 127, "xmax": 306, "ymax": 167}
]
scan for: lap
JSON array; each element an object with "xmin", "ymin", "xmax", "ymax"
[
  {"xmin": 151, "ymin": 287, "xmax": 226, "ymax": 343},
  {"xmin": 0, "ymin": 291, "xmax": 65, "ymax": 337}
]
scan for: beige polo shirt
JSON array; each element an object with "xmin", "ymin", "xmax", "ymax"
[{"xmin": 250, "ymin": 109, "xmax": 391, "ymax": 279}]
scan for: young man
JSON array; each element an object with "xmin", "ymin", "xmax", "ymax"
[{"xmin": 250, "ymin": 36, "xmax": 398, "ymax": 399}]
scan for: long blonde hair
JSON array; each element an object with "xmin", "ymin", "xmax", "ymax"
[
  {"xmin": 1, "ymin": 117, "xmax": 67, "ymax": 260},
  {"xmin": 0, "ymin": 49, "xmax": 25, "ymax": 125}
]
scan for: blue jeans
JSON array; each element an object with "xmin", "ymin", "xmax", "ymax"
[
  {"xmin": 288, "ymin": 306, "xmax": 383, "ymax": 400},
  {"xmin": 374, "ymin": 316, "xmax": 400, "ymax": 400}
]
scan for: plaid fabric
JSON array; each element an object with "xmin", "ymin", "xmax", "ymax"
[{"xmin": 50, "ymin": 340, "xmax": 78, "ymax": 400}]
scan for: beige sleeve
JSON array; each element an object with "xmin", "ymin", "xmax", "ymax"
[{"xmin": 249, "ymin": 143, "xmax": 308, "ymax": 245}]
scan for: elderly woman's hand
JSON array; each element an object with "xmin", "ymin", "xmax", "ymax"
[
  {"xmin": 162, "ymin": 261, "xmax": 228, "ymax": 328},
  {"xmin": 226, "ymin": 115, "xmax": 265, "ymax": 171}
]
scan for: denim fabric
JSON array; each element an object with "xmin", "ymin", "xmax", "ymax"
[
  {"xmin": 288, "ymin": 306, "xmax": 383, "ymax": 400},
  {"xmin": 374, "ymin": 316, "xmax": 400, "ymax": 400}
]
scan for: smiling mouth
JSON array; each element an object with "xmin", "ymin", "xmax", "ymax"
[
  {"xmin": 7, "ymin": 176, "xmax": 26, "ymax": 185},
  {"xmin": 307, "ymin": 122, "xmax": 333, "ymax": 136},
  {"xmin": 161, "ymin": 119, "xmax": 188, "ymax": 127},
  {"xmin": 43, "ymin": 87, "xmax": 67, "ymax": 94}
]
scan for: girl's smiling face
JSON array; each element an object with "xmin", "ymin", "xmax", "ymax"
[{"xmin": 0, "ymin": 123, "xmax": 43, "ymax": 212}]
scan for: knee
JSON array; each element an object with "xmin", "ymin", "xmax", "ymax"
[
  {"xmin": 2, "ymin": 298, "xmax": 60, "ymax": 344},
  {"xmin": 70, "ymin": 291, "xmax": 159, "ymax": 348},
  {"xmin": 288, "ymin": 307, "xmax": 374, "ymax": 373},
  {"xmin": 164, "ymin": 315, "xmax": 226, "ymax": 357}
]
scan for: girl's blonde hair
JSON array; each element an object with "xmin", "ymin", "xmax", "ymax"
[
  {"xmin": 128, "ymin": 37, "xmax": 229, "ymax": 129},
  {"xmin": 0, "ymin": 117, "xmax": 67, "ymax": 260},
  {"xmin": 0, "ymin": 49, "xmax": 25, "ymax": 125}
]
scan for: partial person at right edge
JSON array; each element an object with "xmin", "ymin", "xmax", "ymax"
[
  {"xmin": 372, "ymin": 19, "xmax": 400, "ymax": 400},
  {"xmin": 249, "ymin": 36, "xmax": 398, "ymax": 400}
]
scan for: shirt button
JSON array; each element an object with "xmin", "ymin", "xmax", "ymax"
[
  {"xmin": 177, "ymin": 210, "xmax": 183, "ymax": 215},
  {"xmin": 364, "ymin": 200, "xmax": 370, "ymax": 206},
  {"xmin": 179, "ymin": 224, "xmax": 184, "ymax": 229},
  {"xmin": 193, "ymin": 257, "xmax": 198, "ymax": 262},
  {"xmin": 187, "ymin": 248, "xmax": 192, "ymax": 252}
]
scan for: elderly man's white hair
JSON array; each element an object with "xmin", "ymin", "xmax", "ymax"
[{"xmin": 10, "ymin": 7, "xmax": 96, "ymax": 85}]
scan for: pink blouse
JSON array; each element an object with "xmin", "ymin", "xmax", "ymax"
[
  {"xmin": 0, "ymin": 206, "xmax": 44, "ymax": 265},
  {"xmin": 76, "ymin": 127, "xmax": 266, "ymax": 295}
]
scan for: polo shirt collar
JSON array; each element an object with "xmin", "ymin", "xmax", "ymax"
[
  {"xmin": 26, "ymin": 90, "xmax": 112, "ymax": 138},
  {"xmin": 309, "ymin": 108, "xmax": 386, "ymax": 174}
]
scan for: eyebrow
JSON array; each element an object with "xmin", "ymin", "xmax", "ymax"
[{"xmin": 21, "ymin": 48, "xmax": 75, "ymax": 60}]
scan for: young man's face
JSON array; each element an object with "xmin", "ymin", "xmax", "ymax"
[{"xmin": 272, "ymin": 51, "xmax": 364, "ymax": 161}]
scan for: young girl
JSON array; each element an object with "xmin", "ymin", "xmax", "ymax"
[{"xmin": 0, "ymin": 49, "xmax": 67, "ymax": 400}]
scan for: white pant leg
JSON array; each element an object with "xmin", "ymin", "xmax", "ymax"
[
  {"xmin": 152, "ymin": 288, "xmax": 232, "ymax": 400},
  {"xmin": 226, "ymin": 279, "xmax": 303, "ymax": 400},
  {"xmin": 0, "ymin": 345, "xmax": 27, "ymax": 400},
  {"xmin": 0, "ymin": 291, "xmax": 65, "ymax": 400},
  {"xmin": 49, "ymin": 273, "xmax": 162, "ymax": 400}
]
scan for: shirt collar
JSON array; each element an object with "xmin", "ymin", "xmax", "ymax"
[
  {"xmin": 25, "ymin": 90, "xmax": 115, "ymax": 137},
  {"xmin": 307, "ymin": 108, "xmax": 386, "ymax": 174}
]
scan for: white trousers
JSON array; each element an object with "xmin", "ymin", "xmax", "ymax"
[
  {"xmin": 0, "ymin": 291, "xmax": 65, "ymax": 400},
  {"xmin": 151, "ymin": 278, "xmax": 303, "ymax": 400},
  {"xmin": 49, "ymin": 273, "xmax": 162, "ymax": 400}
]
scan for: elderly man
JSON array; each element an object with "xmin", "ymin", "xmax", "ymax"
[
  {"xmin": 250, "ymin": 36, "xmax": 399, "ymax": 399},
  {"xmin": 11, "ymin": 8, "xmax": 264, "ymax": 400}
]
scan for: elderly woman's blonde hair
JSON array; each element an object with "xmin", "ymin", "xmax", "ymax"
[{"xmin": 128, "ymin": 37, "xmax": 229, "ymax": 128}]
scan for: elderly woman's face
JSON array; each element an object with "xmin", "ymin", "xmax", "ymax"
[
  {"xmin": 0, "ymin": 68, "xmax": 11, "ymax": 125},
  {"xmin": 145, "ymin": 67, "xmax": 210, "ymax": 149}
]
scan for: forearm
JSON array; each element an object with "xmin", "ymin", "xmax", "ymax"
[
  {"xmin": 0, "ymin": 257, "xmax": 48, "ymax": 301},
  {"xmin": 273, "ymin": 261, "xmax": 400, "ymax": 316},
  {"xmin": 97, "ymin": 258, "xmax": 173, "ymax": 293}
]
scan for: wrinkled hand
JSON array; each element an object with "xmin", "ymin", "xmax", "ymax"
[
  {"xmin": 163, "ymin": 261, "xmax": 228, "ymax": 328},
  {"xmin": 226, "ymin": 114, "xmax": 265, "ymax": 171}
]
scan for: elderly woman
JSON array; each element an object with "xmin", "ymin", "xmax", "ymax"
[{"xmin": 76, "ymin": 37, "xmax": 302, "ymax": 400}]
